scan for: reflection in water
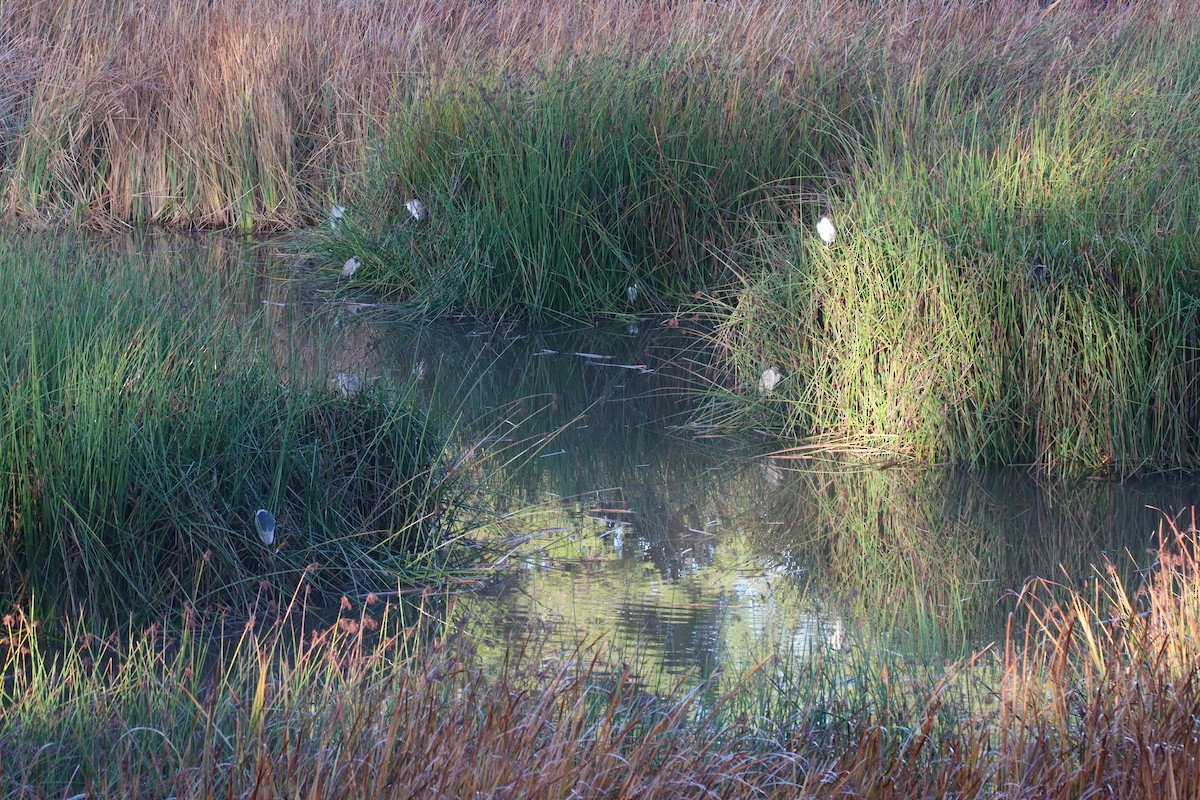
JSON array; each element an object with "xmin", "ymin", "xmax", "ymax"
[
  {"xmin": 295, "ymin": 303, "xmax": 1198, "ymax": 691},
  {"xmin": 100, "ymin": 234, "xmax": 1200, "ymax": 693},
  {"xmin": 462, "ymin": 452, "xmax": 1195, "ymax": 693}
]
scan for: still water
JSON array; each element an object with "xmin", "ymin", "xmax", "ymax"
[
  {"xmin": 95, "ymin": 234, "xmax": 1200, "ymax": 685},
  {"xmin": 303, "ymin": 295, "xmax": 1200, "ymax": 687}
]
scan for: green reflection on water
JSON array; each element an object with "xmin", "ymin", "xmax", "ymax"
[
  {"xmin": 16, "ymin": 231, "xmax": 1191, "ymax": 696},
  {"xmin": 350, "ymin": 317, "xmax": 1194, "ymax": 693},
  {"xmin": 285, "ymin": 292, "xmax": 1194, "ymax": 694}
]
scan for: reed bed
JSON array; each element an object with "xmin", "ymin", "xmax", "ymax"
[
  {"xmin": 0, "ymin": 234, "xmax": 461, "ymax": 621},
  {"xmin": 319, "ymin": 46, "xmax": 836, "ymax": 319},
  {"xmin": 2, "ymin": 0, "xmax": 417, "ymax": 229},
  {"xmin": 697, "ymin": 3, "xmax": 1200, "ymax": 474},
  {"xmin": 4, "ymin": 0, "xmax": 1196, "ymax": 468},
  {"xmin": 3, "ymin": 514, "xmax": 1200, "ymax": 798},
  {"xmin": 0, "ymin": 0, "xmax": 845, "ymax": 232}
]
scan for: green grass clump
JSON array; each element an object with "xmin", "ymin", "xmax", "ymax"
[
  {"xmin": 318, "ymin": 51, "xmax": 840, "ymax": 320},
  {"xmin": 707, "ymin": 10, "xmax": 1200, "ymax": 475},
  {"xmin": 0, "ymin": 235, "xmax": 455, "ymax": 619}
]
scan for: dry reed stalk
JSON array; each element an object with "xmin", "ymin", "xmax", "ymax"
[
  {"xmin": 6, "ymin": 511, "xmax": 1200, "ymax": 800},
  {"xmin": 0, "ymin": 0, "xmax": 1177, "ymax": 229}
]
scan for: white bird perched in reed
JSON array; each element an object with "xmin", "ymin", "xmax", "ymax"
[
  {"xmin": 626, "ymin": 284, "xmax": 638, "ymax": 303},
  {"xmin": 254, "ymin": 508, "xmax": 276, "ymax": 546},
  {"xmin": 329, "ymin": 204, "xmax": 347, "ymax": 231},
  {"xmin": 335, "ymin": 372, "xmax": 363, "ymax": 398},
  {"xmin": 817, "ymin": 213, "xmax": 836, "ymax": 246},
  {"xmin": 758, "ymin": 366, "xmax": 781, "ymax": 395},
  {"xmin": 406, "ymin": 198, "xmax": 428, "ymax": 222},
  {"xmin": 340, "ymin": 256, "xmax": 361, "ymax": 277}
]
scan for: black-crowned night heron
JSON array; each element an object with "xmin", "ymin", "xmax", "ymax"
[
  {"xmin": 406, "ymin": 198, "xmax": 428, "ymax": 222},
  {"xmin": 329, "ymin": 204, "xmax": 347, "ymax": 231},
  {"xmin": 758, "ymin": 366, "xmax": 781, "ymax": 395},
  {"xmin": 335, "ymin": 372, "xmax": 363, "ymax": 398},
  {"xmin": 255, "ymin": 509, "xmax": 276, "ymax": 546}
]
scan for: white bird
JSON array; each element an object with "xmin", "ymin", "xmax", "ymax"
[
  {"xmin": 817, "ymin": 213, "xmax": 836, "ymax": 246},
  {"xmin": 626, "ymin": 284, "xmax": 639, "ymax": 303},
  {"xmin": 826, "ymin": 618, "xmax": 851, "ymax": 652},
  {"xmin": 340, "ymin": 256, "xmax": 361, "ymax": 277},
  {"xmin": 758, "ymin": 366, "xmax": 781, "ymax": 395},
  {"xmin": 335, "ymin": 372, "xmax": 363, "ymax": 398},
  {"xmin": 254, "ymin": 509, "xmax": 276, "ymax": 546},
  {"xmin": 405, "ymin": 198, "xmax": 428, "ymax": 222},
  {"xmin": 329, "ymin": 204, "xmax": 347, "ymax": 231}
]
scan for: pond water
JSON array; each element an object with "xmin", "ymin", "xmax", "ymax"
[
  {"xmin": 26, "ymin": 233, "xmax": 1200, "ymax": 690},
  {"xmin": 306, "ymin": 293, "xmax": 1200, "ymax": 689}
]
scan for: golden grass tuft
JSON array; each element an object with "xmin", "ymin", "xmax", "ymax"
[{"xmin": 4, "ymin": 512, "xmax": 1200, "ymax": 797}]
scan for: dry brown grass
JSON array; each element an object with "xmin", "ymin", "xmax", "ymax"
[
  {"xmin": 0, "ymin": 0, "xmax": 1184, "ymax": 229},
  {"xmin": 4, "ymin": 513, "xmax": 1200, "ymax": 797}
]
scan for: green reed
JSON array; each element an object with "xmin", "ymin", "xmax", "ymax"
[
  {"xmin": 706, "ymin": 9, "xmax": 1200, "ymax": 475},
  {"xmin": 0, "ymin": 234, "xmax": 459, "ymax": 620},
  {"xmin": 317, "ymin": 49, "xmax": 837, "ymax": 320}
]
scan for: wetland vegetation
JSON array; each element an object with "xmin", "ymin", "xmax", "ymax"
[
  {"xmin": 2, "ymin": 0, "xmax": 1200, "ymax": 796},
  {"xmin": 6, "ymin": 517, "xmax": 1200, "ymax": 797},
  {"xmin": 0, "ymin": 235, "xmax": 472, "ymax": 619},
  {"xmin": 8, "ymin": 0, "xmax": 1196, "ymax": 473}
]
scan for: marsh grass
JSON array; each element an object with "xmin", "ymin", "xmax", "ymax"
[
  {"xmin": 5, "ymin": 0, "xmax": 1197, "ymax": 467},
  {"xmin": 0, "ymin": 0, "xmax": 852, "ymax": 232},
  {"xmin": 4, "ymin": 514, "xmax": 1200, "ymax": 797},
  {"xmin": 0, "ymin": 234, "xmax": 460, "ymax": 620},
  {"xmin": 704, "ymin": 4, "xmax": 1200, "ymax": 474},
  {"xmin": 298, "ymin": 0, "xmax": 1200, "ymax": 470},
  {"xmin": 1, "ymin": 0, "xmax": 413, "ymax": 229},
  {"xmin": 323, "ymin": 48, "xmax": 838, "ymax": 320}
]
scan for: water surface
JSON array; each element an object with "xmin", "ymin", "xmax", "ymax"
[
  {"xmin": 320, "ymin": 310, "xmax": 1199, "ymax": 688},
  {"xmin": 51, "ymin": 233, "xmax": 1200, "ymax": 687}
]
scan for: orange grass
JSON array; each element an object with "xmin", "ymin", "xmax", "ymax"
[
  {"xmin": 3, "ymin": 512, "xmax": 1200, "ymax": 797},
  {"xmin": 1, "ymin": 0, "xmax": 1188, "ymax": 229}
]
